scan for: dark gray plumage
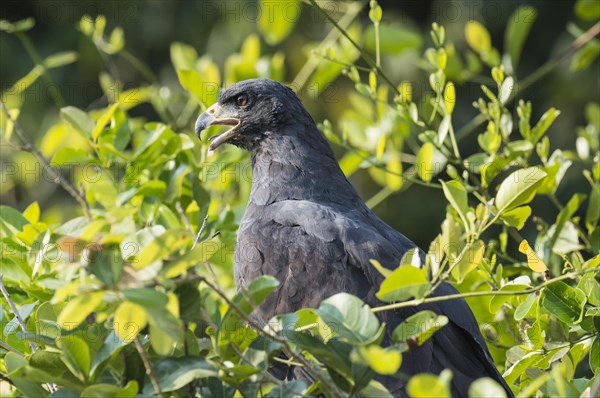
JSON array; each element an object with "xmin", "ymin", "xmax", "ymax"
[{"xmin": 195, "ymin": 78, "xmax": 513, "ymax": 397}]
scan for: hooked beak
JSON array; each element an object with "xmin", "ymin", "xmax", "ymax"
[{"xmin": 194, "ymin": 103, "xmax": 241, "ymax": 152}]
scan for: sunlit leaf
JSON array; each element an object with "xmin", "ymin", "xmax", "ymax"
[
  {"xmin": 501, "ymin": 206, "xmax": 532, "ymax": 230},
  {"xmin": 465, "ymin": 21, "xmax": 491, "ymax": 54},
  {"xmin": 468, "ymin": 377, "xmax": 507, "ymax": 398},
  {"xmin": 364, "ymin": 23, "xmax": 422, "ymax": 54},
  {"xmin": 58, "ymin": 291, "xmax": 105, "ymax": 329},
  {"xmin": 358, "ymin": 346, "xmax": 401, "ymax": 375},
  {"xmin": 392, "ymin": 310, "xmax": 448, "ymax": 346},
  {"xmin": 416, "ymin": 142, "xmax": 436, "ymax": 182},
  {"xmin": 258, "ymin": 0, "xmax": 299, "ymax": 45},
  {"xmin": 440, "ymin": 180, "xmax": 468, "ymax": 225},
  {"xmin": 377, "ymin": 265, "xmax": 430, "ymax": 302},
  {"xmin": 541, "ymin": 281, "xmax": 586, "ymax": 323},
  {"xmin": 0, "ymin": 18, "xmax": 35, "ymax": 33},
  {"xmin": 386, "ymin": 154, "xmax": 403, "ymax": 191},
  {"xmin": 317, "ymin": 293, "xmax": 381, "ymax": 344},
  {"xmin": 144, "ymin": 357, "xmax": 216, "ymax": 394},
  {"xmin": 505, "ymin": 6, "xmax": 537, "ymax": 70},
  {"xmin": 451, "ymin": 240, "xmax": 485, "ymax": 283},
  {"xmin": 407, "ymin": 372, "xmax": 451, "ymax": 398},
  {"xmin": 133, "ymin": 228, "xmax": 192, "ymax": 269},
  {"xmin": 60, "ymin": 106, "xmax": 94, "ymax": 138},
  {"xmin": 495, "ymin": 167, "xmax": 547, "ymax": 215},
  {"xmin": 518, "ymin": 240, "xmax": 547, "ymax": 272},
  {"xmin": 81, "ymin": 381, "xmax": 138, "ymax": 398},
  {"xmin": 114, "ymin": 301, "xmax": 148, "ymax": 343},
  {"xmin": 514, "ymin": 293, "xmax": 537, "ymax": 320}
]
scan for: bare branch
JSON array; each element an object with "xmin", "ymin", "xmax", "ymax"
[
  {"xmin": 0, "ymin": 276, "xmax": 36, "ymax": 352},
  {"xmin": 134, "ymin": 337, "xmax": 164, "ymax": 398},
  {"xmin": 197, "ymin": 276, "xmax": 346, "ymax": 398},
  {"xmin": 0, "ymin": 100, "xmax": 92, "ymax": 219},
  {"xmin": 372, "ymin": 266, "xmax": 600, "ymax": 313}
]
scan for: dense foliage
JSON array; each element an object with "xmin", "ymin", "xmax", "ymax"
[{"xmin": 1, "ymin": 1, "xmax": 599, "ymax": 397}]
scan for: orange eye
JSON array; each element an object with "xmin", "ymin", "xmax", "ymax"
[{"xmin": 237, "ymin": 94, "xmax": 248, "ymax": 107}]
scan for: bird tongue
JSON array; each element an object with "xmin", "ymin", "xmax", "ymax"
[{"xmin": 207, "ymin": 124, "xmax": 240, "ymax": 154}]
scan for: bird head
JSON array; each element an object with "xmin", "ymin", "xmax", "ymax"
[{"xmin": 194, "ymin": 79, "xmax": 313, "ymax": 152}]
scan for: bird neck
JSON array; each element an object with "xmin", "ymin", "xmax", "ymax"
[{"xmin": 247, "ymin": 131, "xmax": 358, "ymax": 206}]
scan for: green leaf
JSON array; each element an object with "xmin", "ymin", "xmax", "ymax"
[
  {"xmin": 0, "ymin": 205, "xmax": 29, "ymax": 235},
  {"xmin": 416, "ymin": 142, "xmax": 436, "ymax": 182},
  {"xmin": 499, "ymin": 76, "xmax": 514, "ymax": 105},
  {"xmin": 58, "ymin": 291, "xmax": 105, "ymax": 329},
  {"xmin": 514, "ymin": 293, "xmax": 537, "ymax": 320},
  {"xmin": 90, "ymin": 331, "xmax": 128, "ymax": 380},
  {"xmin": 133, "ymin": 228, "xmax": 192, "ymax": 269},
  {"xmin": 122, "ymin": 288, "xmax": 168, "ymax": 307},
  {"xmin": 316, "ymin": 293, "xmax": 381, "ymax": 344},
  {"xmin": 489, "ymin": 282, "xmax": 531, "ymax": 313},
  {"xmin": 468, "ymin": 377, "xmax": 507, "ymax": 398},
  {"xmin": 407, "ymin": 373, "xmax": 451, "ymax": 398},
  {"xmin": 218, "ymin": 276, "xmax": 280, "ymax": 358},
  {"xmin": 92, "ymin": 103, "xmax": 119, "ymax": 140},
  {"xmin": 81, "ymin": 381, "xmax": 138, "ymax": 398},
  {"xmin": 495, "ymin": 167, "xmax": 547, "ymax": 215},
  {"xmin": 177, "ymin": 69, "xmax": 208, "ymax": 105},
  {"xmin": 440, "ymin": 180, "xmax": 468, "ymax": 225},
  {"xmin": 60, "ymin": 106, "xmax": 94, "ymax": 138},
  {"xmin": 377, "ymin": 265, "xmax": 430, "ymax": 302},
  {"xmin": 465, "ymin": 21, "xmax": 491, "ymax": 54},
  {"xmin": 586, "ymin": 184, "xmax": 600, "ymax": 231},
  {"xmin": 5, "ymin": 352, "xmax": 51, "ymax": 397},
  {"xmin": 501, "ymin": 205, "xmax": 532, "ymax": 230},
  {"xmin": 503, "ymin": 351, "xmax": 543, "ymax": 384},
  {"xmin": 575, "ymin": 0, "xmax": 600, "ymax": 21},
  {"xmin": 530, "ymin": 108, "xmax": 560, "ymax": 144},
  {"xmin": 370, "ymin": 259, "xmax": 392, "ymax": 278},
  {"xmin": 57, "ymin": 336, "xmax": 91, "ymax": 381},
  {"xmin": 570, "ymin": 39, "xmax": 600, "ymax": 72},
  {"xmin": 392, "ymin": 310, "xmax": 448, "ymax": 346},
  {"xmin": 444, "ymin": 83, "xmax": 455, "ymax": 114},
  {"xmin": 451, "ymin": 240, "xmax": 485, "ymax": 283},
  {"xmin": 42, "ymin": 51, "xmax": 78, "ymax": 69},
  {"xmin": 51, "ymin": 148, "xmax": 93, "ymax": 166},
  {"xmin": 541, "ymin": 281, "xmax": 587, "ymax": 323},
  {"xmin": 438, "ymin": 114, "xmax": 451, "ymax": 145},
  {"xmin": 505, "ymin": 6, "xmax": 537, "ymax": 70},
  {"xmin": 550, "ymin": 193, "xmax": 587, "ymax": 250},
  {"xmin": 369, "ymin": 1, "xmax": 382, "ymax": 23},
  {"xmin": 114, "ymin": 301, "xmax": 148, "ymax": 342},
  {"xmin": 364, "ymin": 23, "xmax": 422, "ymax": 54},
  {"xmin": 143, "ymin": 357, "xmax": 216, "ymax": 394},
  {"xmin": 591, "ymin": 336, "xmax": 600, "ymax": 372},
  {"xmin": 170, "ymin": 41, "xmax": 198, "ymax": 71},
  {"xmin": 358, "ymin": 346, "xmax": 401, "ymax": 375},
  {"xmin": 257, "ymin": 0, "xmax": 299, "ymax": 45},
  {"xmin": 0, "ymin": 18, "xmax": 35, "ymax": 33}
]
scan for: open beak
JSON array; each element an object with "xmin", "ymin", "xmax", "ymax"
[{"xmin": 194, "ymin": 103, "xmax": 241, "ymax": 152}]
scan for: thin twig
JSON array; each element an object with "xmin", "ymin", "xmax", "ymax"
[
  {"xmin": 307, "ymin": 0, "xmax": 400, "ymax": 96},
  {"xmin": 372, "ymin": 266, "xmax": 600, "ymax": 313},
  {"xmin": 293, "ymin": 0, "xmax": 363, "ymax": 93},
  {"xmin": 175, "ymin": 201, "xmax": 192, "ymax": 232},
  {"xmin": 0, "ymin": 276, "xmax": 36, "ymax": 352},
  {"xmin": 512, "ymin": 22, "xmax": 600, "ymax": 101},
  {"xmin": 0, "ymin": 340, "xmax": 24, "ymax": 357},
  {"xmin": 197, "ymin": 276, "xmax": 346, "ymax": 398},
  {"xmin": 0, "ymin": 100, "xmax": 92, "ymax": 219},
  {"xmin": 458, "ymin": 22, "xmax": 600, "ymax": 144},
  {"xmin": 134, "ymin": 336, "xmax": 165, "ymax": 398},
  {"xmin": 192, "ymin": 214, "xmax": 210, "ymax": 249}
]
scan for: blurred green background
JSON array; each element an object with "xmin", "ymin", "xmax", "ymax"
[{"xmin": 1, "ymin": 0, "xmax": 598, "ymax": 249}]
